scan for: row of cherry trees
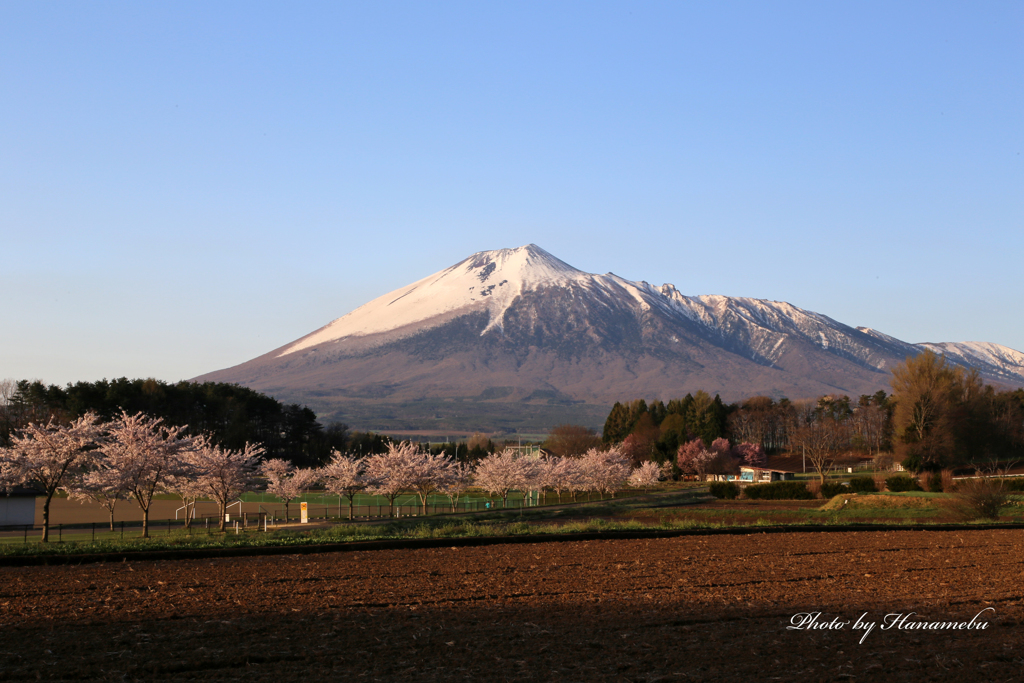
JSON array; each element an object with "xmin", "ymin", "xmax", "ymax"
[
  {"xmin": 0, "ymin": 411, "xmax": 663, "ymax": 541},
  {"xmin": 0, "ymin": 411, "xmax": 266, "ymax": 541},
  {"xmin": 316, "ymin": 441, "xmax": 659, "ymax": 519}
]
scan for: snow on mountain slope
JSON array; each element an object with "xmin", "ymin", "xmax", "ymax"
[
  {"xmin": 918, "ymin": 342, "xmax": 1024, "ymax": 383},
  {"xmin": 280, "ymin": 245, "xmax": 591, "ymax": 356},
  {"xmin": 279, "ymin": 244, "xmax": 911, "ymax": 370}
]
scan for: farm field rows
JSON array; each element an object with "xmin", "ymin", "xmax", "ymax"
[{"xmin": 2, "ymin": 529, "xmax": 1023, "ymax": 680}]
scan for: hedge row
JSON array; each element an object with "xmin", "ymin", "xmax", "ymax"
[
  {"xmin": 885, "ymin": 476, "xmax": 922, "ymax": 492},
  {"xmin": 708, "ymin": 482, "xmax": 739, "ymax": 499},
  {"xmin": 743, "ymin": 481, "xmax": 814, "ymax": 500},
  {"xmin": 848, "ymin": 477, "xmax": 878, "ymax": 493}
]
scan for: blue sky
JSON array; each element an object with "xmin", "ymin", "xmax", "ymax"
[{"xmin": 3, "ymin": 1, "xmax": 1022, "ymax": 386}]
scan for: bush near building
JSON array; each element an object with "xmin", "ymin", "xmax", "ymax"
[{"xmin": 743, "ymin": 481, "xmax": 812, "ymax": 500}]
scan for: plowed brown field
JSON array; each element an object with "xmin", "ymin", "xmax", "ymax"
[{"xmin": 2, "ymin": 529, "xmax": 1023, "ymax": 681}]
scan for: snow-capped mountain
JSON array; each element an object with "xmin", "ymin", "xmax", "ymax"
[{"xmin": 195, "ymin": 244, "xmax": 1024, "ymax": 431}]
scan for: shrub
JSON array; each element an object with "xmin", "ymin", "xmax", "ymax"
[
  {"xmin": 821, "ymin": 482, "xmax": 846, "ymax": 498},
  {"xmin": 946, "ymin": 478, "xmax": 1009, "ymax": 520},
  {"xmin": 872, "ymin": 452, "xmax": 895, "ymax": 471},
  {"xmin": 743, "ymin": 481, "xmax": 812, "ymax": 500},
  {"xmin": 709, "ymin": 481, "xmax": 739, "ymax": 500},
  {"xmin": 807, "ymin": 479, "xmax": 821, "ymax": 498},
  {"xmin": 940, "ymin": 469, "xmax": 954, "ymax": 493},
  {"xmin": 849, "ymin": 477, "xmax": 878, "ymax": 493},
  {"xmin": 885, "ymin": 475, "xmax": 922, "ymax": 492},
  {"xmin": 999, "ymin": 478, "xmax": 1024, "ymax": 492}
]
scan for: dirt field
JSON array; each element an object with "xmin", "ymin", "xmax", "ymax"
[{"xmin": 2, "ymin": 529, "xmax": 1023, "ymax": 681}]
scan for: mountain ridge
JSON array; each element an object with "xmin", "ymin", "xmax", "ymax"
[{"xmin": 195, "ymin": 244, "xmax": 1024, "ymax": 431}]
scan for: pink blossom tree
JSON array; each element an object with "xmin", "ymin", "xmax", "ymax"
[
  {"xmin": 545, "ymin": 456, "xmax": 571, "ymax": 503},
  {"xmin": 260, "ymin": 459, "xmax": 318, "ymax": 521},
  {"xmin": 627, "ymin": 461, "xmax": 661, "ymax": 493},
  {"xmin": 733, "ymin": 442, "xmax": 767, "ymax": 467},
  {"xmin": 162, "ymin": 440, "xmax": 206, "ymax": 531},
  {"xmin": 581, "ymin": 446, "xmax": 631, "ymax": 498},
  {"xmin": 364, "ymin": 441, "xmax": 419, "ymax": 517},
  {"xmin": 0, "ymin": 412, "xmax": 102, "ymax": 542},
  {"xmin": 437, "ymin": 461, "xmax": 474, "ymax": 512},
  {"xmin": 195, "ymin": 438, "xmax": 264, "ymax": 531},
  {"xmin": 473, "ymin": 448, "xmax": 533, "ymax": 508},
  {"xmin": 710, "ymin": 437, "xmax": 733, "ymax": 458},
  {"xmin": 552, "ymin": 456, "xmax": 586, "ymax": 502},
  {"xmin": 531, "ymin": 456, "xmax": 558, "ymax": 504},
  {"xmin": 676, "ymin": 438, "xmax": 717, "ymax": 481},
  {"xmin": 101, "ymin": 411, "xmax": 194, "ymax": 539},
  {"xmin": 319, "ymin": 450, "xmax": 366, "ymax": 520},
  {"xmin": 405, "ymin": 449, "xmax": 455, "ymax": 515},
  {"xmin": 68, "ymin": 465, "xmax": 128, "ymax": 532}
]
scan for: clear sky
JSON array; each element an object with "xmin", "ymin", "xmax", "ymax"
[{"xmin": 3, "ymin": 1, "xmax": 1022, "ymax": 387}]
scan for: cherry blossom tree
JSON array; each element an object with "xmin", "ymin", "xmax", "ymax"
[
  {"xmin": 195, "ymin": 437, "xmax": 263, "ymax": 531},
  {"xmin": 437, "ymin": 461, "xmax": 473, "ymax": 512},
  {"xmin": 580, "ymin": 446, "xmax": 631, "ymax": 499},
  {"xmin": 162, "ymin": 441, "xmax": 206, "ymax": 530},
  {"xmin": 0, "ymin": 412, "xmax": 102, "ymax": 542},
  {"xmin": 69, "ymin": 464, "xmax": 129, "ymax": 532},
  {"xmin": 513, "ymin": 456, "xmax": 541, "ymax": 507},
  {"xmin": 676, "ymin": 438, "xmax": 717, "ymax": 481},
  {"xmin": 319, "ymin": 450, "xmax": 366, "ymax": 520},
  {"xmin": 733, "ymin": 442, "xmax": 766, "ymax": 467},
  {"xmin": 473, "ymin": 448, "xmax": 533, "ymax": 508},
  {"xmin": 628, "ymin": 461, "xmax": 661, "ymax": 493},
  {"xmin": 260, "ymin": 459, "xmax": 318, "ymax": 521},
  {"xmin": 531, "ymin": 456, "xmax": 558, "ymax": 504},
  {"xmin": 101, "ymin": 411, "xmax": 194, "ymax": 538},
  {"xmin": 406, "ymin": 449, "xmax": 455, "ymax": 515},
  {"xmin": 552, "ymin": 456, "xmax": 586, "ymax": 502},
  {"xmin": 363, "ymin": 441, "xmax": 419, "ymax": 517}
]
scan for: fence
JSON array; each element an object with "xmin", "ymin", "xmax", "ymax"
[
  {"xmin": 0, "ymin": 512, "xmax": 279, "ymax": 545},
  {"xmin": 0, "ymin": 489, "xmax": 630, "ymax": 545}
]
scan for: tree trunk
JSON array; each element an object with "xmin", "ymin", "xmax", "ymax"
[
  {"xmin": 142, "ymin": 507, "xmax": 150, "ymax": 539},
  {"xmin": 108, "ymin": 505, "xmax": 116, "ymax": 532},
  {"xmin": 218, "ymin": 501, "xmax": 227, "ymax": 532},
  {"xmin": 41, "ymin": 493, "xmax": 53, "ymax": 543},
  {"xmin": 348, "ymin": 497, "xmax": 354, "ymax": 520}
]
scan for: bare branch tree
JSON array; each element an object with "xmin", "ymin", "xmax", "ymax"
[{"xmin": 792, "ymin": 417, "xmax": 851, "ymax": 483}]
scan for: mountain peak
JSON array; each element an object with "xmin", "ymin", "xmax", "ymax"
[{"xmin": 278, "ymin": 244, "xmax": 590, "ymax": 356}]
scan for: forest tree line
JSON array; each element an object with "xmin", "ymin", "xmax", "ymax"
[
  {"xmin": 0, "ymin": 378, "xmax": 352, "ymax": 467},
  {"xmin": 601, "ymin": 351, "xmax": 1024, "ymax": 473}
]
